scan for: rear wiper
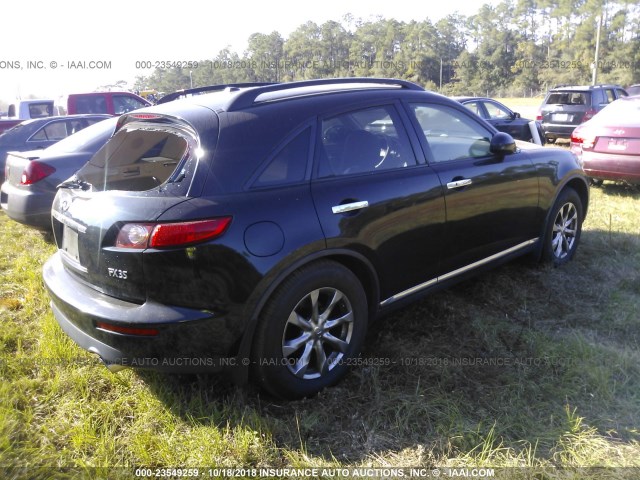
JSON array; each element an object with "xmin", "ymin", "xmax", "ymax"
[{"xmin": 57, "ymin": 178, "xmax": 92, "ymax": 191}]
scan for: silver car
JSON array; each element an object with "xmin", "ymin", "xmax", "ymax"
[{"xmin": 1, "ymin": 117, "xmax": 117, "ymax": 229}]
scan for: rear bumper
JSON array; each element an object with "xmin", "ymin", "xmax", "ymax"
[
  {"xmin": 0, "ymin": 181, "xmax": 53, "ymax": 229},
  {"xmin": 43, "ymin": 252, "xmax": 244, "ymax": 372},
  {"xmin": 582, "ymin": 152, "xmax": 640, "ymax": 183}
]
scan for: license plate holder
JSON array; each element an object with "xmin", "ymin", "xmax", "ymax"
[
  {"xmin": 552, "ymin": 113, "xmax": 570, "ymax": 122},
  {"xmin": 61, "ymin": 225, "xmax": 80, "ymax": 264},
  {"xmin": 607, "ymin": 138, "xmax": 627, "ymax": 151}
]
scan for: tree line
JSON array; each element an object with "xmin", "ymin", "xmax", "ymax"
[{"xmin": 134, "ymin": 0, "xmax": 640, "ymax": 98}]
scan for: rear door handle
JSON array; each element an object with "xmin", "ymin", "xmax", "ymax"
[
  {"xmin": 447, "ymin": 179, "xmax": 473, "ymax": 189},
  {"xmin": 332, "ymin": 201, "xmax": 369, "ymax": 214}
]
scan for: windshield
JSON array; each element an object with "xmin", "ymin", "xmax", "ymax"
[
  {"xmin": 75, "ymin": 123, "xmax": 192, "ymax": 192},
  {"xmin": 44, "ymin": 117, "xmax": 117, "ymax": 155}
]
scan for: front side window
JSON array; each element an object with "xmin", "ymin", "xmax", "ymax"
[
  {"xmin": 76, "ymin": 124, "xmax": 190, "ymax": 192},
  {"xmin": 484, "ymin": 102, "xmax": 512, "ymax": 119},
  {"xmin": 604, "ymin": 89, "xmax": 617, "ymax": 103},
  {"xmin": 410, "ymin": 104, "xmax": 492, "ymax": 163},
  {"xmin": 318, "ymin": 105, "xmax": 416, "ymax": 177}
]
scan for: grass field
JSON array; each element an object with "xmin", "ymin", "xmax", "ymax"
[{"xmin": 1, "ymin": 183, "xmax": 639, "ymax": 479}]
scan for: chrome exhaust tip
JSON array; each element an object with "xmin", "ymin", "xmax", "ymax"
[{"xmin": 88, "ymin": 348, "xmax": 128, "ymax": 373}]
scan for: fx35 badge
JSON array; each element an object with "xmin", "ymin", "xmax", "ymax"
[{"xmin": 107, "ymin": 268, "xmax": 128, "ymax": 279}]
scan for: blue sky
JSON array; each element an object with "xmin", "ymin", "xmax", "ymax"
[{"xmin": 1, "ymin": 0, "xmax": 494, "ymax": 103}]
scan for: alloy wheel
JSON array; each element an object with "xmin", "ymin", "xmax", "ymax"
[{"xmin": 281, "ymin": 287, "xmax": 354, "ymax": 380}]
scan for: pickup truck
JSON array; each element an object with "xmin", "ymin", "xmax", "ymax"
[
  {"xmin": 56, "ymin": 92, "xmax": 151, "ymax": 115},
  {"xmin": 0, "ymin": 99, "xmax": 55, "ymax": 134}
]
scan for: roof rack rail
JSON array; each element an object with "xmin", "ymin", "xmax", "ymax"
[
  {"xmin": 225, "ymin": 77, "xmax": 424, "ymax": 111},
  {"xmin": 158, "ymin": 82, "xmax": 275, "ymax": 104}
]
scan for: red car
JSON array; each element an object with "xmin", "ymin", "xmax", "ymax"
[{"xmin": 571, "ymin": 96, "xmax": 640, "ymax": 185}]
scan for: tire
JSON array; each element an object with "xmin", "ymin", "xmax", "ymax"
[
  {"xmin": 542, "ymin": 187, "xmax": 583, "ymax": 266},
  {"xmin": 251, "ymin": 261, "xmax": 368, "ymax": 399}
]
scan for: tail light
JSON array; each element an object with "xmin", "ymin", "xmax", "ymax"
[
  {"xmin": 570, "ymin": 130, "xmax": 595, "ymax": 150},
  {"xmin": 536, "ymin": 111, "xmax": 543, "ymax": 121},
  {"xmin": 582, "ymin": 109, "xmax": 597, "ymax": 122},
  {"xmin": 115, "ymin": 217, "xmax": 232, "ymax": 249},
  {"xmin": 20, "ymin": 161, "xmax": 56, "ymax": 185}
]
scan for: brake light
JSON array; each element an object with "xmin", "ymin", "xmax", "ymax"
[
  {"xmin": 115, "ymin": 217, "xmax": 232, "ymax": 249},
  {"xmin": 582, "ymin": 109, "xmax": 597, "ymax": 122},
  {"xmin": 20, "ymin": 161, "xmax": 56, "ymax": 185},
  {"xmin": 96, "ymin": 321, "xmax": 159, "ymax": 336},
  {"xmin": 129, "ymin": 113, "xmax": 163, "ymax": 120},
  {"xmin": 570, "ymin": 130, "xmax": 595, "ymax": 149},
  {"xmin": 536, "ymin": 111, "xmax": 543, "ymax": 121}
]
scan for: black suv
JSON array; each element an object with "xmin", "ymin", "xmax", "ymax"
[
  {"xmin": 43, "ymin": 79, "xmax": 589, "ymax": 399},
  {"xmin": 537, "ymin": 84, "xmax": 628, "ymax": 142},
  {"xmin": 455, "ymin": 97, "xmax": 544, "ymax": 144}
]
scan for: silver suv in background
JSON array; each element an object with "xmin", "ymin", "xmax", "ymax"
[{"xmin": 537, "ymin": 84, "xmax": 628, "ymax": 143}]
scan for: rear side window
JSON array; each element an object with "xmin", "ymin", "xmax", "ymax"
[
  {"xmin": 76, "ymin": 125, "xmax": 190, "ymax": 192},
  {"xmin": 253, "ymin": 128, "xmax": 310, "ymax": 187},
  {"xmin": 75, "ymin": 96, "xmax": 108, "ymax": 114},
  {"xmin": 29, "ymin": 121, "xmax": 68, "ymax": 142},
  {"xmin": 317, "ymin": 105, "xmax": 417, "ymax": 177}
]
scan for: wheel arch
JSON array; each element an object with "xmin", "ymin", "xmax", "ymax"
[
  {"xmin": 230, "ymin": 249, "xmax": 380, "ymax": 384},
  {"xmin": 531, "ymin": 175, "xmax": 589, "ymax": 262},
  {"xmin": 564, "ymin": 176, "xmax": 589, "ymax": 220},
  {"xmin": 534, "ymin": 176, "xmax": 588, "ymax": 263}
]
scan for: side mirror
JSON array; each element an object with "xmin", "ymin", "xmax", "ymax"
[
  {"xmin": 490, "ymin": 132, "xmax": 517, "ymax": 155},
  {"xmin": 513, "ymin": 112, "xmax": 521, "ymax": 119}
]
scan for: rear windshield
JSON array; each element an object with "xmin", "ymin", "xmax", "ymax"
[
  {"xmin": 76, "ymin": 124, "xmax": 190, "ymax": 192},
  {"xmin": 29, "ymin": 102, "xmax": 54, "ymax": 118},
  {"xmin": 589, "ymin": 98, "xmax": 640, "ymax": 126},
  {"xmin": 546, "ymin": 92, "xmax": 591, "ymax": 106}
]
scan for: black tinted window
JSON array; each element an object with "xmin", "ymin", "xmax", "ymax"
[
  {"xmin": 254, "ymin": 128, "xmax": 310, "ymax": 187},
  {"xmin": 318, "ymin": 105, "xmax": 416, "ymax": 177},
  {"xmin": 76, "ymin": 125, "xmax": 190, "ymax": 192},
  {"xmin": 547, "ymin": 92, "xmax": 590, "ymax": 105}
]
